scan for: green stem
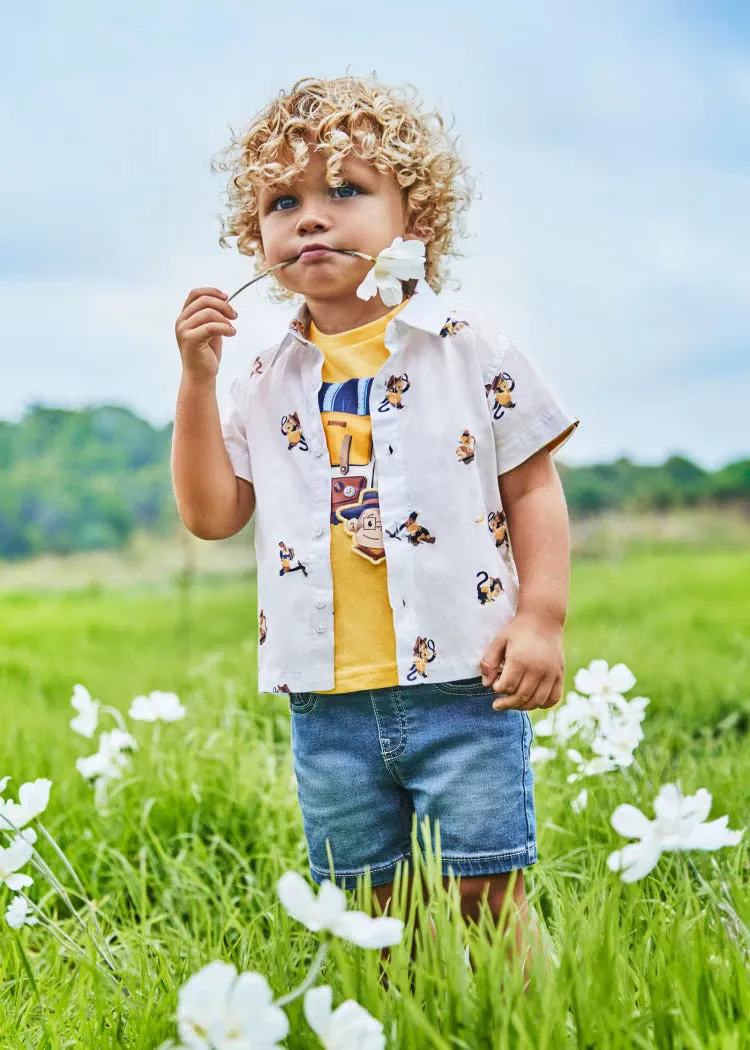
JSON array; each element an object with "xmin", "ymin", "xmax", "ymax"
[{"xmin": 273, "ymin": 940, "xmax": 330, "ymax": 1008}]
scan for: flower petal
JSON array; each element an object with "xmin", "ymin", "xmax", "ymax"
[
  {"xmin": 303, "ymin": 985, "xmax": 333, "ymax": 1038},
  {"xmin": 376, "ymin": 275, "xmax": 404, "ymax": 307},
  {"xmin": 276, "ymin": 871, "xmax": 317, "ymax": 927},
  {"xmin": 356, "ymin": 269, "xmax": 378, "ymax": 301},
  {"xmin": 611, "ymin": 804, "xmax": 652, "ymax": 840},
  {"xmin": 682, "ymin": 818, "xmax": 744, "ymax": 851},
  {"xmin": 607, "ymin": 663, "xmax": 636, "ymax": 695},
  {"xmin": 332, "ymin": 910, "xmax": 404, "ymax": 948}
]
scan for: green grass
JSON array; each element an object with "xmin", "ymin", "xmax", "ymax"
[{"xmin": 1, "ymin": 550, "xmax": 749, "ymax": 1048}]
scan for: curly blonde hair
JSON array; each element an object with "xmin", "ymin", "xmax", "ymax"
[{"xmin": 209, "ymin": 74, "xmax": 475, "ymax": 303}]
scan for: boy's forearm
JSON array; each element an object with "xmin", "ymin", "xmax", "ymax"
[
  {"xmin": 501, "ymin": 471, "xmax": 570, "ymax": 630},
  {"xmin": 171, "ymin": 374, "xmax": 248, "ymax": 539}
]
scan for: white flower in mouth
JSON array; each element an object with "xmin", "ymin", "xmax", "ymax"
[
  {"xmin": 355, "ymin": 237, "xmax": 426, "ymax": 307},
  {"xmin": 277, "ymin": 871, "xmax": 404, "ymax": 948},
  {"xmin": 607, "ymin": 782, "xmax": 744, "ymax": 882},
  {"xmin": 5, "ymin": 895, "xmax": 38, "ymax": 929},
  {"xmin": 70, "ymin": 683, "xmax": 100, "ymax": 738},
  {"xmin": 304, "ymin": 985, "xmax": 386, "ymax": 1050},
  {"xmin": 129, "ymin": 690, "xmax": 185, "ymax": 722}
]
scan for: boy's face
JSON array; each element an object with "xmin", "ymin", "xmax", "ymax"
[{"xmin": 256, "ymin": 143, "xmax": 416, "ymax": 302}]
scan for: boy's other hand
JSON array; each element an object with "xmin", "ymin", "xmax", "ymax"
[
  {"xmin": 479, "ymin": 612, "xmax": 564, "ymax": 712},
  {"xmin": 175, "ymin": 287, "xmax": 238, "ymax": 381}
]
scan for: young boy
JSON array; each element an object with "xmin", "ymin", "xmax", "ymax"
[{"xmin": 172, "ymin": 75, "xmax": 579, "ymax": 974}]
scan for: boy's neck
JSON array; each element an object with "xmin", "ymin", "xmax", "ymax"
[{"xmin": 303, "ymin": 292, "xmax": 399, "ymax": 336}]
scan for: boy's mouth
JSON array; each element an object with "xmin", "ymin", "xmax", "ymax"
[{"xmin": 298, "ymin": 242, "xmax": 336, "ymax": 261}]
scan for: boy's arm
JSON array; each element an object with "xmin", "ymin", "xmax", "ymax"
[
  {"xmin": 479, "ymin": 448, "xmax": 569, "ymax": 711},
  {"xmin": 171, "ymin": 374, "xmax": 255, "ymax": 540}
]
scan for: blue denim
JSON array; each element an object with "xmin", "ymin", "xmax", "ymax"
[{"xmin": 287, "ymin": 677, "xmax": 537, "ymax": 889}]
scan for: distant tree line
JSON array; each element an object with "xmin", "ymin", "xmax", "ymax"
[{"xmin": 0, "ymin": 405, "xmax": 747, "ymax": 561}]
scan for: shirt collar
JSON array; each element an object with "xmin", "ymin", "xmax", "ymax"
[{"xmin": 270, "ymin": 278, "xmax": 448, "ymax": 363}]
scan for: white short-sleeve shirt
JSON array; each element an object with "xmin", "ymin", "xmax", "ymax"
[{"xmin": 220, "ymin": 278, "xmax": 580, "ymax": 693}]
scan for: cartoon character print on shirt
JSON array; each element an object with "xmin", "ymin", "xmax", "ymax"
[
  {"xmin": 476, "ymin": 571, "xmax": 503, "ymax": 605},
  {"xmin": 320, "ymin": 376, "xmax": 386, "ymax": 565},
  {"xmin": 259, "ymin": 609, "xmax": 267, "ymax": 645},
  {"xmin": 281, "ymin": 412, "xmax": 308, "ymax": 452},
  {"xmin": 456, "ymin": 429, "xmax": 476, "ymax": 465},
  {"xmin": 279, "ymin": 541, "xmax": 308, "ymax": 577},
  {"xmin": 488, "ymin": 510, "xmax": 510, "ymax": 552},
  {"xmin": 440, "ymin": 316, "xmax": 470, "ymax": 338},
  {"xmin": 377, "ymin": 373, "xmax": 410, "ymax": 412},
  {"xmin": 386, "ymin": 511, "xmax": 436, "ymax": 546},
  {"xmin": 288, "ymin": 318, "xmax": 306, "ymax": 338},
  {"xmin": 486, "ymin": 370, "xmax": 517, "ymax": 420},
  {"xmin": 407, "ymin": 636, "xmax": 437, "ymax": 680},
  {"xmin": 250, "ymin": 356, "xmax": 264, "ymax": 377},
  {"xmin": 273, "ymin": 683, "xmax": 291, "ymax": 694}
]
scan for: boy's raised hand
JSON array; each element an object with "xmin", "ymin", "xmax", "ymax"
[
  {"xmin": 174, "ymin": 287, "xmax": 238, "ymax": 381},
  {"xmin": 479, "ymin": 613, "xmax": 565, "ymax": 712}
]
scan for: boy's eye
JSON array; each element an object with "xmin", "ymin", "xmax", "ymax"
[
  {"xmin": 271, "ymin": 194, "xmax": 297, "ymax": 212},
  {"xmin": 331, "ymin": 183, "xmax": 361, "ymax": 199}
]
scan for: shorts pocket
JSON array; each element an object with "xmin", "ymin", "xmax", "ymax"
[
  {"xmin": 288, "ymin": 691, "xmax": 320, "ymax": 715},
  {"xmin": 433, "ymin": 677, "xmax": 497, "ymax": 696}
]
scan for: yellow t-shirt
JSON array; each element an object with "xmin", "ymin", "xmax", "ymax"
[{"xmin": 309, "ymin": 301, "xmax": 408, "ymax": 693}]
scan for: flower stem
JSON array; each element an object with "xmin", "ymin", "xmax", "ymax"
[
  {"xmin": 226, "ymin": 250, "xmax": 375, "ymax": 303},
  {"xmin": 101, "ymin": 705, "xmax": 128, "ymax": 733},
  {"xmin": 273, "ymin": 940, "xmax": 330, "ymax": 1008}
]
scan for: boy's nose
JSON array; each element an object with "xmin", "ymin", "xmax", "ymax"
[{"xmin": 295, "ymin": 210, "xmax": 331, "ymax": 237}]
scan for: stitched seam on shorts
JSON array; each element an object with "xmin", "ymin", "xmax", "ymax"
[
  {"xmin": 370, "ymin": 689, "xmax": 407, "ymax": 767},
  {"xmin": 521, "ymin": 712, "xmax": 531, "ymax": 845},
  {"xmin": 310, "ymin": 852, "xmax": 413, "ymax": 877},
  {"xmin": 433, "ymin": 684, "xmax": 494, "ymax": 696},
  {"xmin": 441, "ymin": 845, "xmax": 535, "ymax": 861}
]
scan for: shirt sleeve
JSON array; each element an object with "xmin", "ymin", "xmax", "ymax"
[
  {"xmin": 481, "ymin": 326, "xmax": 580, "ymax": 475},
  {"xmin": 220, "ymin": 375, "xmax": 253, "ymax": 483}
]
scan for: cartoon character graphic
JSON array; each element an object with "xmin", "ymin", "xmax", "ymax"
[
  {"xmin": 259, "ymin": 609, "xmax": 267, "ymax": 645},
  {"xmin": 476, "ymin": 570, "xmax": 504, "ymax": 605},
  {"xmin": 387, "ymin": 511, "xmax": 436, "ymax": 546},
  {"xmin": 250, "ymin": 356, "xmax": 264, "ymax": 377},
  {"xmin": 456, "ymin": 429, "xmax": 477, "ymax": 465},
  {"xmin": 273, "ymin": 683, "xmax": 291, "ymax": 694},
  {"xmin": 288, "ymin": 318, "xmax": 306, "ymax": 337},
  {"xmin": 281, "ymin": 412, "xmax": 309, "ymax": 451},
  {"xmin": 488, "ymin": 510, "xmax": 510, "ymax": 551},
  {"xmin": 407, "ymin": 637, "xmax": 437, "ymax": 680},
  {"xmin": 485, "ymin": 371, "xmax": 517, "ymax": 420},
  {"xmin": 279, "ymin": 542, "xmax": 308, "ymax": 577},
  {"xmin": 378, "ymin": 374, "xmax": 411, "ymax": 412},
  {"xmin": 335, "ymin": 489, "xmax": 385, "ymax": 564},
  {"xmin": 440, "ymin": 316, "xmax": 470, "ymax": 338}
]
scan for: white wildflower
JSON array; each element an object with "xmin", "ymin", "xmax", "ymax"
[
  {"xmin": 5, "ymin": 895, "xmax": 38, "ymax": 929},
  {"xmin": 70, "ymin": 684, "xmax": 100, "ymax": 738},
  {"xmin": 277, "ymin": 871, "xmax": 404, "ymax": 948},
  {"xmin": 356, "ymin": 237, "xmax": 426, "ymax": 307},
  {"xmin": 565, "ymin": 748, "xmax": 616, "ymax": 783},
  {"xmin": 175, "ymin": 960, "xmax": 288, "ymax": 1050},
  {"xmin": 607, "ymin": 782, "xmax": 744, "ymax": 882},
  {"xmin": 304, "ymin": 985, "xmax": 385, "ymax": 1050},
  {"xmin": 0, "ymin": 778, "xmax": 52, "ymax": 832},
  {"xmin": 76, "ymin": 730, "xmax": 137, "ymax": 783},
  {"xmin": 129, "ymin": 690, "xmax": 186, "ymax": 723},
  {"xmin": 0, "ymin": 835, "xmax": 34, "ymax": 891},
  {"xmin": 571, "ymin": 789, "xmax": 588, "ymax": 814},
  {"xmin": 530, "ymin": 746, "xmax": 557, "ymax": 765},
  {"xmin": 574, "ymin": 659, "xmax": 636, "ymax": 701}
]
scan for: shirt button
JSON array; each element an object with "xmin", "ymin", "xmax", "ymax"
[
  {"xmin": 315, "ymin": 623, "xmax": 327, "ymax": 634},
  {"xmin": 315, "ymin": 599, "xmax": 326, "ymax": 609}
]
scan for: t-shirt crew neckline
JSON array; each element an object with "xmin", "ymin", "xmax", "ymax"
[{"xmin": 309, "ymin": 299, "xmax": 409, "ymax": 351}]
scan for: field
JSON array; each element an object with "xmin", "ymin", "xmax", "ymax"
[{"xmin": 0, "ymin": 537, "xmax": 749, "ymax": 1048}]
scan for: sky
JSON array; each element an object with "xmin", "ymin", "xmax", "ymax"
[{"xmin": 1, "ymin": 0, "xmax": 748, "ymax": 468}]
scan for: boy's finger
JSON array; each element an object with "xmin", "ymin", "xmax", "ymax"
[
  {"xmin": 182, "ymin": 287, "xmax": 228, "ymax": 309},
  {"xmin": 480, "ymin": 635, "xmax": 508, "ymax": 686},
  {"xmin": 492, "ymin": 659, "xmax": 522, "ymax": 694},
  {"xmin": 493, "ymin": 670, "xmax": 537, "ymax": 707}
]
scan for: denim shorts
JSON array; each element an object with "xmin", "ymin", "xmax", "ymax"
[{"xmin": 287, "ymin": 677, "xmax": 536, "ymax": 889}]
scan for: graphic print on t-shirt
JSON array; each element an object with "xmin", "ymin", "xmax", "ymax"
[{"xmin": 319, "ymin": 377, "xmax": 385, "ymax": 565}]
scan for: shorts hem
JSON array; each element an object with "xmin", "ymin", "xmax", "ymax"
[{"xmin": 309, "ymin": 844, "xmax": 537, "ymax": 887}]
